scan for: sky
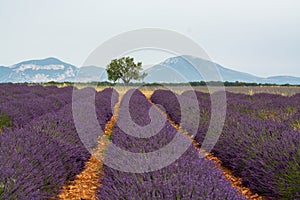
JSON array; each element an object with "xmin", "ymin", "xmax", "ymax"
[{"xmin": 0, "ymin": 0, "xmax": 299, "ymax": 77}]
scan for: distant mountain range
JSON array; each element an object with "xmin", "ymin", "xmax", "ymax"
[
  {"xmin": 145, "ymin": 55, "xmax": 300, "ymax": 85},
  {"xmin": 0, "ymin": 56, "xmax": 299, "ymax": 85},
  {"xmin": 0, "ymin": 57, "xmax": 107, "ymax": 83}
]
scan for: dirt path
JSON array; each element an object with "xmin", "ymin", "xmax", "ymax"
[
  {"xmin": 57, "ymin": 155, "xmax": 102, "ymax": 200},
  {"xmin": 145, "ymin": 92, "xmax": 263, "ymax": 200},
  {"xmin": 58, "ymin": 97, "xmax": 121, "ymax": 200}
]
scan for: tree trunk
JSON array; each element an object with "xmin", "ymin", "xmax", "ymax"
[{"xmin": 122, "ymin": 79, "xmax": 130, "ymax": 86}]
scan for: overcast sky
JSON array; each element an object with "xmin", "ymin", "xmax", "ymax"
[{"xmin": 0, "ymin": 0, "xmax": 299, "ymax": 77}]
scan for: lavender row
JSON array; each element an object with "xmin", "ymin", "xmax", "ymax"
[
  {"xmin": 0, "ymin": 87, "xmax": 118, "ymax": 199},
  {"xmin": 98, "ymin": 89, "xmax": 244, "ymax": 200},
  {"xmin": 215, "ymin": 110, "xmax": 300, "ymax": 198},
  {"xmin": 151, "ymin": 89, "xmax": 300, "ymax": 199}
]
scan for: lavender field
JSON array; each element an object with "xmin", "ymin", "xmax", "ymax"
[
  {"xmin": 0, "ymin": 84, "xmax": 299, "ymax": 199},
  {"xmin": 0, "ymin": 84, "xmax": 117, "ymax": 199}
]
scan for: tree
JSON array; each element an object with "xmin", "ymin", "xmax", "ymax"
[{"xmin": 106, "ymin": 56, "xmax": 147, "ymax": 86}]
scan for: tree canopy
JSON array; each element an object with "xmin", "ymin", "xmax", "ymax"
[{"xmin": 106, "ymin": 57, "xmax": 147, "ymax": 85}]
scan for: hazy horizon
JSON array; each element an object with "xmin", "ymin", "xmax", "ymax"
[
  {"xmin": 1, "ymin": 0, "xmax": 299, "ymax": 77},
  {"xmin": 2, "ymin": 55, "xmax": 300, "ymax": 80}
]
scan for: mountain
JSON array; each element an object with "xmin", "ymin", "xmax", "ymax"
[
  {"xmin": 144, "ymin": 55, "xmax": 300, "ymax": 85},
  {"xmin": 0, "ymin": 56, "xmax": 299, "ymax": 84},
  {"xmin": 7, "ymin": 57, "xmax": 78, "ymax": 82},
  {"xmin": 0, "ymin": 58, "xmax": 107, "ymax": 83},
  {"xmin": 0, "ymin": 66, "xmax": 11, "ymax": 82},
  {"xmin": 262, "ymin": 76, "xmax": 300, "ymax": 85}
]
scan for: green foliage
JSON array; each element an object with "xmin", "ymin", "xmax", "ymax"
[
  {"xmin": 285, "ymin": 105, "xmax": 295, "ymax": 114},
  {"xmin": 0, "ymin": 113, "xmax": 12, "ymax": 129},
  {"xmin": 107, "ymin": 134, "xmax": 113, "ymax": 141},
  {"xmin": 97, "ymin": 81, "xmax": 115, "ymax": 86},
  {"xmin": 106, "ymin": 57, "xmax": 147, "ymax": 85},
  {"xmin": 291, "ymin": 119, "xmax": 300, "ymax": 130},
  {"xmin": 278, "ymin": 149, "xmax": 300, "ymax": 199},
  {"xmin": 0, "ymin": 183, "xmax": 4, "ymax": 197}
]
